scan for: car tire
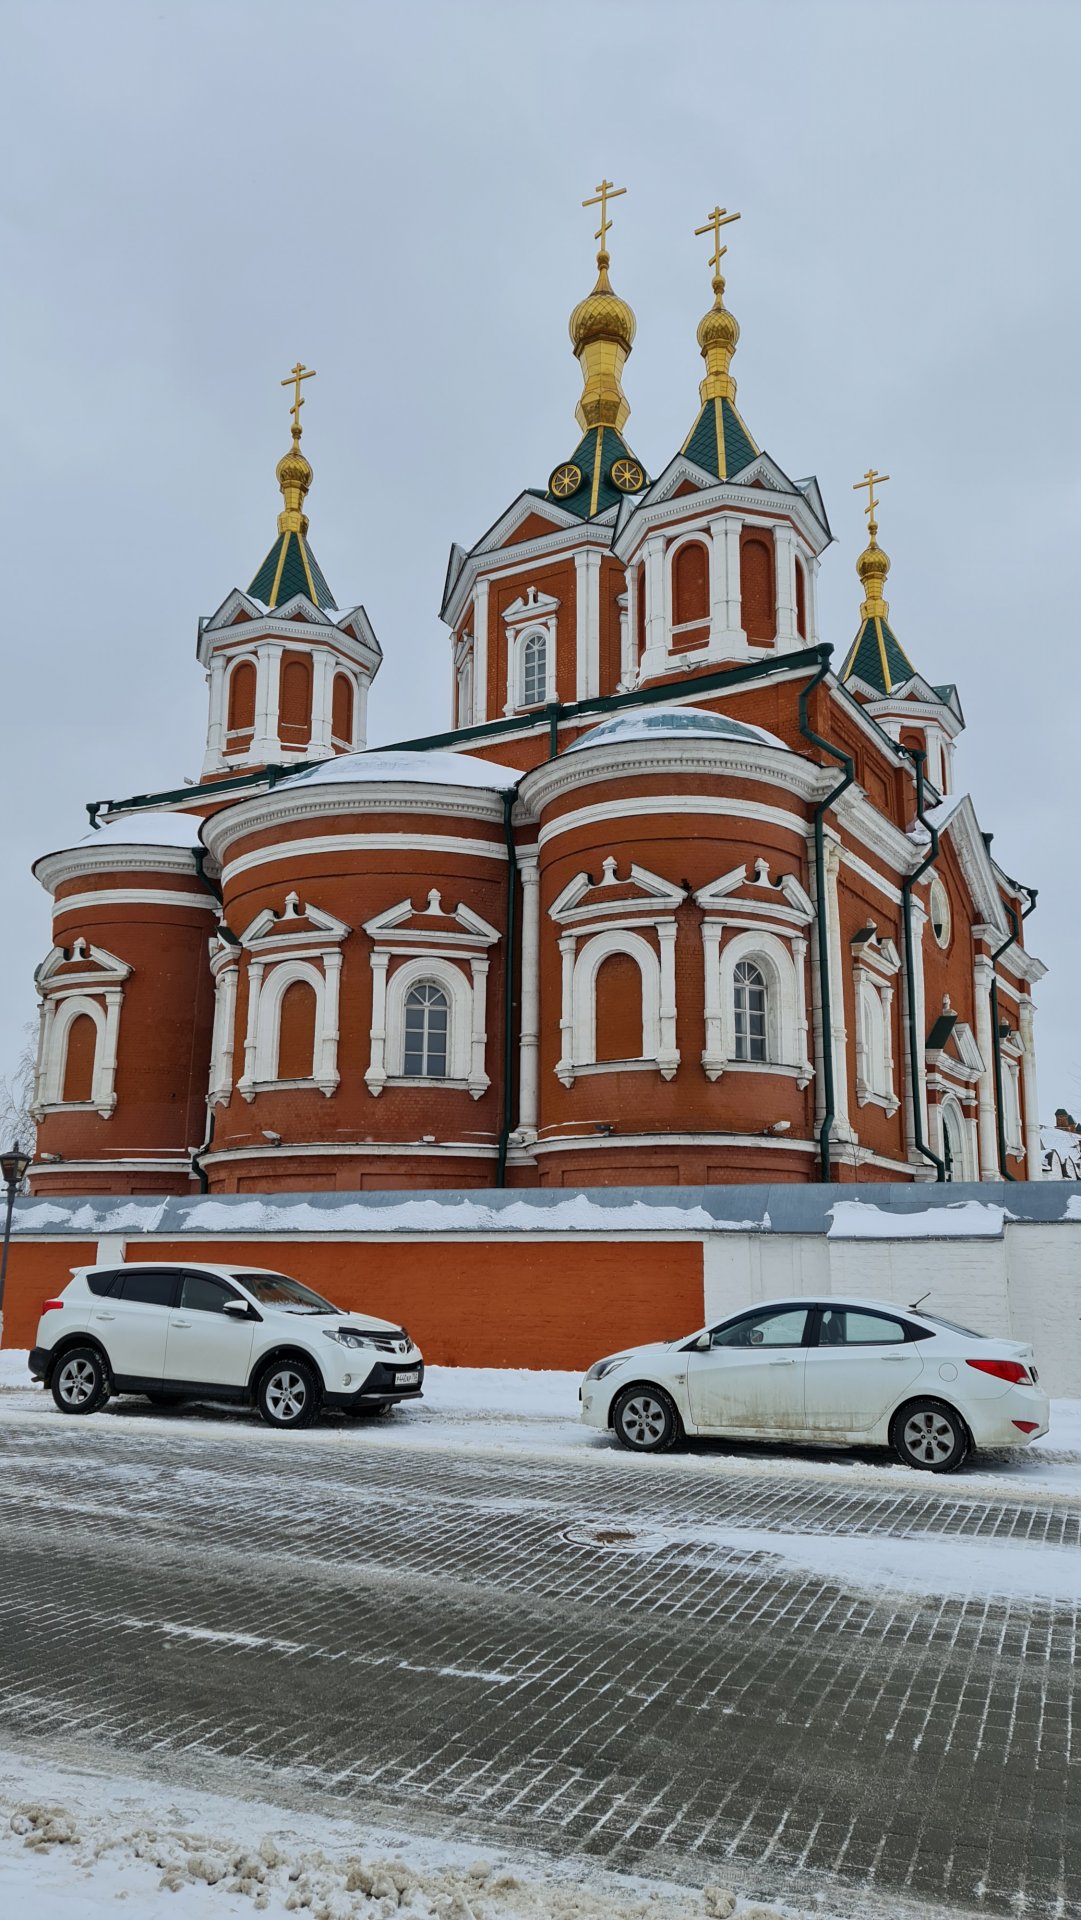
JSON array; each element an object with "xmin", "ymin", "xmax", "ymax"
[
  {"xmin": 51, "ymin": 1345, "xmax": 111, "ymax": 1417},
  {"xmin": 255, "ymin": 1358, "xmax": 322, "ymax": 1431},
  {"xmin": 890, "ymin": 1398, "xmax": 970, "ymax": 1472},
  {"xmin": 611, "ymin": 1383, "xmax": 683, "ymax": 1454}
]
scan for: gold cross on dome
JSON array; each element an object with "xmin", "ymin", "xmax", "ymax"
[
  {"xmin": 695, "ymin": 205, "xmax": 741, "ymax": 277},
  {"xmin": 853, "ymin": 465, "xmax": 890, "ymax": 528},
  {"xmin": 582, "ymin": 178, "xmax": 626, "ymax": 255},
  {"xmin": 281, "ymin": 361, "xmax": 316, "ymax": 433}
]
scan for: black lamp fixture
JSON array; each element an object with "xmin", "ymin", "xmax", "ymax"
[{"xmin": 0, "ymin": 1141, "xmax": 33, "ymax": 1338}]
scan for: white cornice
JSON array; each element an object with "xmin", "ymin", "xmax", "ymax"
[
  {"xmin": 442, "ymin": 513, "xmax": 614, "ymax": 630},
  {"xmin": 202, "ymin": 781, "xmax": 508, "ymax": 863},
  {"xmin": 35, "ymin": 844, "xmax": 201, "ymax": 897},
  {"xmin": 612, "ymin": 469, "xmax": 831, "ymax": 564},
  {"xmin": 833, "ymin": 787, "xmax": 923, "ymax": 876},
  {"xmin": 519, "ymin": 738, "xmax": 825, "ymax": 817}
]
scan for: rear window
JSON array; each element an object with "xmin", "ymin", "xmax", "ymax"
[
  {"xmin": 916, "ymin": 1311, "xmax": 988, "ymax": 1339},
  {"xmin": 86, "ymin": 1271, "xmax": 124, "ymax": 1297},
  {"xmin": 115, "ymin": 1270, "xmax": 181, "ymax": 1308}
]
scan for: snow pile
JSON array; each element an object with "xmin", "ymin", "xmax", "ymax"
[
  {"xmin": 274, "ymin": 748, "xmax": 522, "ymax": 794},
  {"xmin": 563, "ymin": 705, "xmax": 787, "ymax": 755},
  {"xmin": 0, "ymin": 1756, "xmax": 803, "ymax": 1920},
  {"xmin": 828, "ymin": 1200, "xmax": 1007, "ymax": 1239},
  {"xmin": 0, "ymin": 1352, "xmax": 33, "ymax": 1389},
  {"xmin": 12, "ymin": 1193, "xmax": 761, "ymax": 1238}
]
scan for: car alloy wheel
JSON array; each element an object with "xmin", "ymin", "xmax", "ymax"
[
  {"xmin": 892, "ymin": 1399, "xmax": 968, "ymax": 1472},
  {"xmin": 51, "ymin": 1346, "xmax": 109, "ymax": 1416},
  {"xmin": 256, "ymin": 1358, "xmax": 322, "ymax": 1431},
  {"xmin": 612, "ymin": 1385, "xmax": 681, "ymax": 1454}
]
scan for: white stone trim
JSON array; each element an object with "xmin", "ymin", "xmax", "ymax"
[
  {"xmin": 208, "ymin": 945, "xmax": 240, "ymax": 1107},
  {"xmin": 574, "ymin": 549, "xmax": 602, "ymax": 701},
  {"xmin": 516, "ymin": 851, "xmax": 540, "ymax": 1138},
  {"xmin": 205, "ymin": 782, "xmax": 508, "ymax": 864},
  {"xmin": 34, "ymin": 990, "xmax": 122, "ymax": 1118},
  {"xmin": 35, "ymin": 844, "xmax": 201, "ymax": 895},
  {"xmin": 536, "ymin": 793, "xmax": 811, "ymax": 851},
  {"xmin": 238, "ymin": 956, "xmax": 341, "ymax": 1100},
  {"xmin": 556, "ymin": 925, "xmax": 674, "ymax": 1087},
  {"xmin": 52, "ymin": 889, "xmax": 218, "ymax": 917},
  {"xmin": 366, "ymin": 954, "xmax": 487, "ymax": 1099},
  {"xmin": 220, "ymin": 831, "xmax": 507, "ymax": 886},
  {"xmin": 1019, "ymin": 997, "xmax": 1043, "ymax": 1178},
  {"xmin": 701, "ymin": 925, "xmax": 812, "ymax": 1084},
  {"xmin": 472, "ymin": 578, "xmax": 489, "ymax": 724}
]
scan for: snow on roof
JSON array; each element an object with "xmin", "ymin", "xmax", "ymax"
[
  {"xmin": 828, "ymin": 1200, "xmax": 1007, "ymax": 1239},
  {"xmin": 53, "ymin": 812, "xmax": 205, "ymax": 855},
  {"xmin": 273, "ymin": 748, "xmax": 521, "ymax": 793},
  {"xmin": 565, "ymin": 704, "xmax": 788, "ymax": 754}
]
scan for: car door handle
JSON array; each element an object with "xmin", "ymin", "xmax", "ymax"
[
  {"xmin": 882, "ymin": 1355, "xmax": 909, "ymax": 1362},
  {"xmin": 171, "ymin": 1319, "xmax": 192, "ymax": 1329},
  {"xmin": 765, "ymin": 1357, "xmax": 798, "ymax": 1366},
  {"xmin": 93, "ymin": 1311, "xmax": 115, "ymax": 1321}
]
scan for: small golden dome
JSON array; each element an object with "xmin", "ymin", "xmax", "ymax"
[
  {"xmin": 276, "ymin": 426, "xmax": 313, "ymax": 536},
  {"xmin": 856, "ymin": 535, "xmax": 891, "ymax": 618},
  {"xmin": 569, "ymin": 255, "xmax": 637, "ymax": 355},
  {"xmin": 697, "ymin": 273, "xmax": 740, "ymax": 403}
]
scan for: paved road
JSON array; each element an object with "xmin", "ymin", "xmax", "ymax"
[{"xmin": 0, "ymin": 1402, "xmax": 1077, "ymax": 1919}]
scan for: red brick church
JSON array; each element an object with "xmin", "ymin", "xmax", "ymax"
[{"xmin": 27, "ymin": 193, "xmax": 1046, "ymax": 1198}]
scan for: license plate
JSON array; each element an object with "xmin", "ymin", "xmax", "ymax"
[{"xmin": 395, "ymin": 1370, "xmax": 420, "ymax": 1387}]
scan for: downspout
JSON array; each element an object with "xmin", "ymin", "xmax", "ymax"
[
  {"xmin": 495, "ymin": 787, "xmax": 519, "ymax": 1188},
  {"xmin": 797, "ymin": 646, "xmax": 855, "ymax": 1182},
  {"xmin": 898, "ymin": 747, "xmax": 946, "ymax": 1181},
  {"xmin": 989, "ymin": 885, "xmax": 1037, "ymax": 1183},
  {"xmin": 191, "ymin": 845, "xmax": 224, "ymax": 1195}
]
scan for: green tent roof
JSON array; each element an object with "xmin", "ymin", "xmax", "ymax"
[
  {"xmin": 680, "ymin": 396, "xmax": 758, "ymax": 481},
  {"xmin": 546, "ymin": 426, "xmax": 648, "ymax": 520},
  {"xmin": 248, "ymin": 529, "xmax": 337, "ymax": 611},
  {"xmin": 839, "ymin": 615, "xmax": 918, "ymax": 696}
]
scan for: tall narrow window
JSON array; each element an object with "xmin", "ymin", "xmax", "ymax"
[
  {"xmin": 227, "ymin": 660, "xmax": 257, "ymax": 736},
  {"xmin": 61, "ymin": 1013, "xmax": 98, "ymax": 1103},
  {"xmin": 795, "ymin": 557, "xmax": 807, "ymax": 639},
  {"xmin": 403, "ymin": 982, "xmax": 449, "ymax": 1077},
  {"xmin": 279, "ymin": 655, "xmax": 313, "ymax": 746},
  {"xmin": 331, "ymin": 672, "xmax": 354, "ymax": 747},
  {"xmin": 740, "ymin": 533, "xmax": 775, "ymax": 643},
  {"xmin": 672, "ymin": 541, "xmax": 709, "ymax": 648},
  {"xmin": 733, "ymin": 960, "xmax": 767, "ymax": 1062},
  {"xmin": 522, "ymin": 631, "xmax": 546, "ymax": 707}
]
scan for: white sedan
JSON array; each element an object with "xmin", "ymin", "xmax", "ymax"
[{"xmin": 580, "ymin": 1295, "xmax": 1049, "ymax": 1471}]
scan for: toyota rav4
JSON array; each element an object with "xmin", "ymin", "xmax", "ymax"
[{"xmin": 29, "ymin": 1263, "xmax": 424, "ymax": 1431}]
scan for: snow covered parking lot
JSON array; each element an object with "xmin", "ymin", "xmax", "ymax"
[{"xmin": 0, "ymin": 1355, "xmax": 1079, "ymax": 1919}]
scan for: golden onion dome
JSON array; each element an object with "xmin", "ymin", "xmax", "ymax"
[
  {"xmin": 856, "ymin": 534, "xmax": 891, "ymax": 619},
  {"xmin": 569, "ymin": 255, "xmax": 637, "ymax": 355},
  {"xmin": 697, "ymin": 273, "xmax": 740, "ymax": 403},
  {"xmin": 276, "ymin": 427, "xmax": 313, "ymax": 536}
]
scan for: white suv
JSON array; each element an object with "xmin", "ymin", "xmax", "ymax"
[{"xmin": 29, "ymin": 1263, "xmax": 424, "ymax": 1431}]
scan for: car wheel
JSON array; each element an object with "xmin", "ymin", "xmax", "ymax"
[
  {"xmin": 255, "ymin": 1359, "xmax": 322, "ymax": 1431},
  {"xmin": 51, "ymin": 1346, "xmax": 110, "ymax": 1416},
  {"xmin": 611, "ymin": 1384, "xmax": 682, "ymax": 1454},
  {"xmin": 891, "ymin": 1398, "xmax": 970, "ymax": 1472}
]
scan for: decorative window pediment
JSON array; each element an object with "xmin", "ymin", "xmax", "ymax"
[
  {"xmin": 241, "ymin": 893, "xmax": 350, "ymax": 956},
  {"xmin": 36, "ymin": 938, "xmax": 131, "ymax": 992},
  {"xmin": 551, "ymin": 859, "xmax": 685, "ymax": 928},
  {"xmin": 364, "ymin": 890, "xmax": 499, "ymax": 950},
  {"xmin": 695, "ymin": 859, "xmax": 814, "ymax": 925}
]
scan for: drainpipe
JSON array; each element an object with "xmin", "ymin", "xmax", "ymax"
[
  {"xmin": 989, "ymin": 885, "xmax": 1037, "ymax": 1183},
  {"xmin": 495, "ymin": 787, "xmax": 519, "ymax": 1188},
  {"xmin": 898, "ymin": 746, "xmax": 946, "ymax": 1182},
  {"xmin": 797, "ymin": 646, "xmax": 855, "ymax": 1182}
]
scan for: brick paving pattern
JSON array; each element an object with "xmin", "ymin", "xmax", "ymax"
[{"xmin": 0, "ymin": 1416, "xmax": 1077, "ymax": 1917}]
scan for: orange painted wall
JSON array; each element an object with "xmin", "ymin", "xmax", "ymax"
[{"xmin": 3, "ymin": 1236, "xmax": 705, "ymax": 1371}]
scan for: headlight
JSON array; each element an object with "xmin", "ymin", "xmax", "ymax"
[
  {"xmin": 584, "ymin": 1353, "xmax": 631, "ymax": 1383},
  {"xmin": 323, "ymin": 1329, "xmax": 381, "ymax": 1351}
]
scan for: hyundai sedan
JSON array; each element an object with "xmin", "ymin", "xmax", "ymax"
[{"xmin": 580, "ymin": 1295, "xmax": 1048, "ymax": 1470}]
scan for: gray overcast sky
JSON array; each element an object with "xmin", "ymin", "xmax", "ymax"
[{"xmin": 5, "ymin": 0, "xmax": 1079, "ymax": 1119}]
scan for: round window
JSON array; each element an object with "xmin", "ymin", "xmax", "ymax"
[{"xmin": 930, "ymin": 876, "xmax": 951, "ymax": 949}]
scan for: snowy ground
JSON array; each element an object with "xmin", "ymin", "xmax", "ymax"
[
  {"xmin": 0, "ymin": 1750, "xmax": 840, "ymax": 1920},
  {"xmin": 2, "ymin": 1348, "xmax": 1080, "ymax": 1506}
]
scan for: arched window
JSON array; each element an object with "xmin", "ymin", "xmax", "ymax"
[
  {"xmin": 331, "ymin": 672, "xmax": 354, "ymax": 747},
  {"xmin": 279, "ymin": 655, "xmax": 312, "ymax": 745},
  {"xmin": 593, "ymin": 951, "xmax": 646, "ymax": 1062},
  {"xmin": 941, "ymin": 1099, "xmax": 968, "ymax": 1182},
  {"xmin": 403, "ymin": 982, "xmax": 450, "ymax": 1077},
  {"xmin": 227, "ymin": 660, "xmax": 257, "ymax": 735},
  {"xmin": 859, "ymin": 980, "xmax": 888, "ymax": 1096},
  {"xmin": 275, "ymin": 978, "xmax": 317, "ymax": 1080},
  {"xmin": 795, "ymin": 557, "xmax": 808, "ymax": 639},
  {"xmin": 61, "ymin": 1012, "xmax": 98, "ymax": 1103},
  {"xmin": 740, "ymin": 533, "xmax": 775, "ymax": 643},
  {"xmin": 733, "ymin": 960, "xmax": 767, "ymax": 1062},
  {"xmin": 521, "ymin": 630, "xmax": 547, "ymax": 707},
  {"xmin": 672, "ymin": 540, "xmax": 709, "ymax": 630}
]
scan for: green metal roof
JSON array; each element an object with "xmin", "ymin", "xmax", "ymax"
[
  {"xmin": 248, "ymin": 529, "xmax": 337, "ymax": 611},
  {"xmin": 680, "ymin": 396, "xmax": 758, "ymax": 481},
  {"xmin": 546, "ymin": 426, "xmax": 648, "ymax": 520},
  {"xmin": 839, "ymin": 616, "xmax": 918, "ymax": 696}
]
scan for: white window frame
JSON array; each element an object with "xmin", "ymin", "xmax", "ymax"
[
  {"xmin": 851, "ymin": 931, "xmax": 901, "ymax": 1114},
  {"xmin": 939, "ymin": 1094, "xmax": 974, "ymax": 1181},
  {"xmin": 520, "ymin": 628, "xmax": 548, "ymax": 709},
  {"xmin": 732, "ymin": 958, "xmax": 769, "ymax": 1063},
  {"xmin": 236, "ymin": 895, "xmax": 347, "ymax": 1101},
  {"xmin": 666, "ymin": 531, "xmax": 712, "ymax": 653},
  {"xmin": 362, "ymin": 892, "xmax": 499, "ymax": 1101},
  {"xmin": 501, "ymin": 587, "xmax": 559, "ymax": 716},
  {"xmin": 32, "ymin": 940, "xmax": 131, "ymax": 1119},
  {"xmin": 562, "ymin": 927, "xmax": 663, "ymax": 1081},
  {"xmin": 377, "ymin": 955, "xmax": 477, "ymax": 1091}
]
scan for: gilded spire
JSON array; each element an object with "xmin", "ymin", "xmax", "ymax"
[
  {"xmin": 275, "ymin": 361, "xmax": 316, "ymax": 536},
  {"xmin": 694, "ymin": 205, "xmax": 742, "ymax": 402},
  {"xmin": 853, "ymin": 466, "xmax": 891, "ymax": 619},
  {"xmin": 568, "ymin": 179, "xmax": 637, "ymax": 432}
]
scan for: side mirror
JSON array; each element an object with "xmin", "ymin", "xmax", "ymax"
[
  {"xmin": 223, "ymin": 1299, "xmax": 252, "ymax": 1319},
  {"xmin": 693, "ymin": 1331, "xmax": 711, "ymax": 1352}
]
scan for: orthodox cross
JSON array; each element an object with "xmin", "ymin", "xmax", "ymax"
[
  {"xmin": 695, "ymin": 205, "xmax": 741, "ymax": 277},
  {"xmin": 853, "ymin": 466, "xmax": 890, "ymax": 530},
  {"xmin": 583, "ymin": 178, "xmax": 626, "ymax": 255},
  {"xmin": 281, "ymin": 361, "xmax": 316, "ymax": 434}
]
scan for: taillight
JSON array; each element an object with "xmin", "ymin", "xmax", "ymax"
[
  {"xmin": 41, "ymin": 1299, "xmax": 65, "ymax": 1315},
  {"xmin": 1013, "ymin": 1420, "xmax": 1040, "ymax": 1434},
  {"xmin": 966, "ymin": 1357, "xmax": 1031, "ymax": 1385}
]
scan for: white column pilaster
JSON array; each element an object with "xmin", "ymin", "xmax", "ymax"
[
  {"xmin": 973, "ymin": 953, "xmax": 1000, "ymax": 1178},
  {"xmin": 204, "ymin": 657, "xmax": 228, "ymax": 772},
  {"xmin": 656, "ymin": 921, "xmax": 680, "ymax": 1080},
  {"xmin": 252, "ymin": 644, "xmax": 284, "ymax": 761},
  {"xmin": 310, "ymin": 653, "xmax": 334, "ymax": 757},
  {"xmin": 517, "ymin": 853, "xmax": 540, "ymax": 1134},
  {"xmin": 575, "ymin": 548, "xmax": 602, "ymax": 700},
  {"xmin": 365, "ymin": 953, "xmax": 390, "ymax": 1096},
  {"xmin": 773, "ymin": 524, "xmax": 798, "ymax": 646},
  {"xmin": 1019, "ymin": 995, "xmax": 1043, "ymax": 1177},
  {"xmin": 238, "ymin": 961, "xmax": 264, "ymax": 1099},
  {"xmin": 616, "ymin": 592, "xmax": 632, "ymax": 689},
  {"xmin": 901, "ymin": 897, "xmax": 930, "ymax": 1166},
  {"xmin": 700, "ymin": 920, "xmax": 723, "ymax": 1079},
  {"xmin": 355, "ymin": 671, "xmax": 370, "ymax": 750},
  {"xmin": 472, "ymin": 581, "xmax": 490, "ymax": 725},
  {"xmin": 467, "ymin": 957, "xmax": 490, "ymax": 1099},
  {"xmin": 640, "ymin": 534, "xmax": 668, "ymax": 679},
  {"xmin": 556, "ymin": 934, "xmax": 576, "ymax": 1086},
  {"xmin": 824, "ymin": 840, "xmax": 852, "ymax": 1138},
  {"xmin": 319, "ymin": 951, "xmax": 342, "ymax": 1094}
]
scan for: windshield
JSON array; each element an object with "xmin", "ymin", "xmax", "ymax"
[
  {"xmin": 232, "ymin": 1272, "xmax": 339, "ymax": 1314},
  {"xmin": 917, "ymin": 1310, "xmax": 988, "ymax": 1339}
]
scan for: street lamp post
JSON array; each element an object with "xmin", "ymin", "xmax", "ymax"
[{"xmin": 0, "ymin": 1142, "xmax": 32, "ymax": 1350}]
